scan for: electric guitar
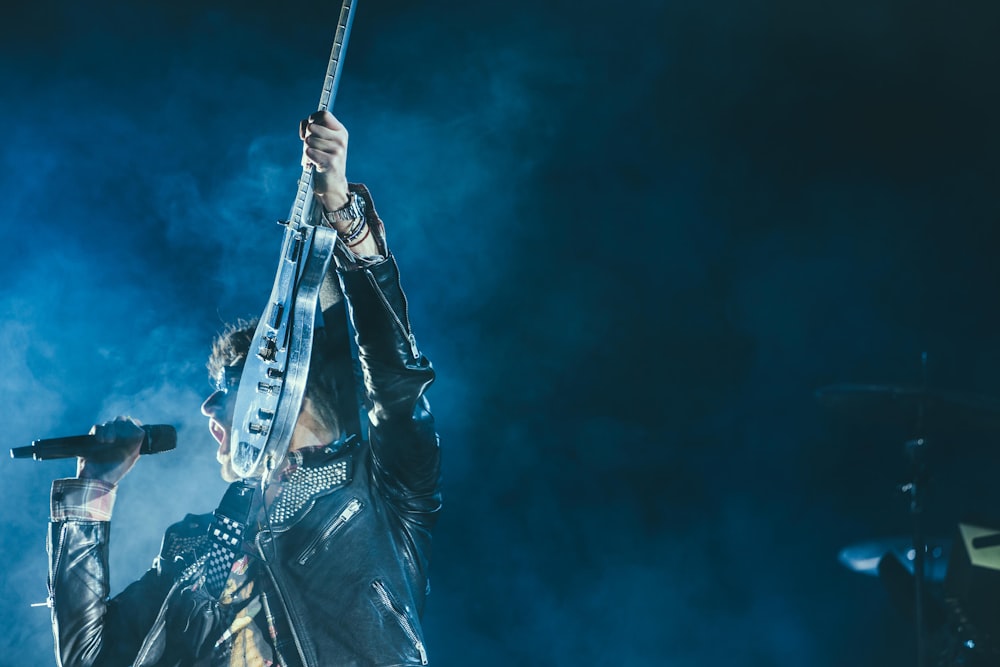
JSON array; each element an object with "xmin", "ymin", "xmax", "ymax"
[{"xmin": 229, "ymin": 0, "xmax": 360, "ymax": 480}]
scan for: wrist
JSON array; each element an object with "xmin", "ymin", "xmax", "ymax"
[
  {"xmin": 321, "ymin": 191, "xmax": 366, "ymax": 233},
  {"xmin": 319, "ymin": 190, "xmax": 350, "ymax": 211}
]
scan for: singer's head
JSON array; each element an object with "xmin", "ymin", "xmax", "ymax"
[{"xmin": 202, "ymin": 319, "xmax": 342, "ymax": 482}]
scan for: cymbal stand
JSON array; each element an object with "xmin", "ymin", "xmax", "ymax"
[
  {"xmin": 901, "ymin": 435, "xmax": 928, "ymax": 667},
  {"xmin": 901, "ymin": 352, "xmax": 929, "ymax": 667}
]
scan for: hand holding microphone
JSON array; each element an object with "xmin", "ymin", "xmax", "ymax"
[{"xmin": 12, "ymin": 417, "xmax": 176, "ymax": 486}]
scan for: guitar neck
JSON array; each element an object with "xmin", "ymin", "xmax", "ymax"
[{"xmin": 287, "ymin": 0, "xmax": 357, "ymax": 229}]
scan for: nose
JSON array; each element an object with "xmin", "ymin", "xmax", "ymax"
[{"xmin": 201, "ymin": 390, "xmax": 226, "ymax": 417}]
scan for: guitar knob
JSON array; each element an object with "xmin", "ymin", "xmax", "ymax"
[{"xmin": 257, "ymin": 337, "xmax": 277, "ymax": 362}]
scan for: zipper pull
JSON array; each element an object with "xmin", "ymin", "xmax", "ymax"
[{"xmin": 407, "ymin": 333, "xmax": 419, "ymax": 359}]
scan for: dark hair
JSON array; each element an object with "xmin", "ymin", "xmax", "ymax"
[
  {"xmin": 207, "ymin": 319, "xmax": 341, "ymax": 436},
  {"xmin": 207, "ymin": 318, "xmax": 257, "ymax": 384}
]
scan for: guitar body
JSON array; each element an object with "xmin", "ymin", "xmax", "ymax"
[{"xmin": 230, "ymin": 223, "xmax": 339, "ymax": 477}]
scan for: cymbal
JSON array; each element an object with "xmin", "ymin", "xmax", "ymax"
[
  {"xmin": 838, "ymin": 536, "xmax": 951, "ymax": 582},
  {"xmin": 816, "ymin": 383, "xmax": 1000, "ymax": 431}
]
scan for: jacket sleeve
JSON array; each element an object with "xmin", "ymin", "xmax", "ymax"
[
  {"xmin": 331, "ymin": 189, "xmax": 441, "ymax": 521},
  {"xmin": 47, "ymin": 518, "xmax": 173, "ymax": 667}
]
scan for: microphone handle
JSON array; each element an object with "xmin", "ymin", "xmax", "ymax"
[
  {"xmin": 10, "ymin": 426, "xmax": 171, "ymax": 460},
  {"xmin": 17, "ymin": 435, "xmax": 96, "ymax": 460}
]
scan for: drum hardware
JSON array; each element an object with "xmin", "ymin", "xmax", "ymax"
[
  {"xmin": 819, "ymin": 353, "xmax": 1000, "ymax": 667},
  {"xmin": 877, "ymin": 548, "xmax": 948, "ymax": 633},
  {"xmin": 944, "ymin": 523, "xmax": 1000, "ymax": 637}
]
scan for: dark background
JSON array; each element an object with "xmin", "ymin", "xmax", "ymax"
[{"xmin": 1, "ymin": 1, "xmax": 999, "ymax": 665}]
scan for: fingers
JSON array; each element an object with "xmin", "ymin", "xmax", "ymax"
[
  {"xmin": 298, "ymin": 111, "xmax": 343, "ymax": 138},
  {"xmin": 300, "ymin": 111, "xmax": 348, "ymax": 171},
  {"xmin": 303, "ymin": 147, "xmax": 345, "ymax": 173},
  {"xmin": 78, "ymin": 417, "xmax": 145, "ymax": 483},
  {"xmin": 301, "ymin": 111, "xmax": 347, "ymax": 144},
  {"xmin": 304, "ymin": 131, "xmax": 346, "ymax": 154},
  {"xmin": 90, "ymin": 416, "xmax": 144, "ymax": 445},
  {"xmin": 298, "ymin": 111, "xmax": 350, "ymax": 206},
  {"xmin": 305, "ymin": 110, "xmax": 346, "ymax": 131}
]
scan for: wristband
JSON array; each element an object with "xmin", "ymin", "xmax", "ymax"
[{"xmin": 321, "ymin": 191, "xmax": 366, "ymax": 226}]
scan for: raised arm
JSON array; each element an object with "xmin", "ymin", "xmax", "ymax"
[{"xmin": 303, "ymin": 111, "xmax": 441, "ymax": 510}]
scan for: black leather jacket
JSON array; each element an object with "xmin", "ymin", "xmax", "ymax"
[{"xmin": 47, "ymin": 211, "xmax": 440, "ymax": 667}]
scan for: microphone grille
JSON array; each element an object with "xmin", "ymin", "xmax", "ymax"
[{"xmin": 142, "ymin": 425, "xmax": 178, "ymax": 454}]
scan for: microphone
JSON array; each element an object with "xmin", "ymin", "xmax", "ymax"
[{"xmin": 10, "ymin": 425, "xmax": 177, "ymax": 461}]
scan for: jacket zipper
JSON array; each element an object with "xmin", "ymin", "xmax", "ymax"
[
  {"xmin": 364, "ymin": 268, "xmax": 420, "ymax": 359},
  {"xmin": 392, "ymin": 266, "xmax": 419, "ymax": 360},
  {"xmin": 371, "ymin": 579, "xmax": 429, "ymax": 665},
  {"xmin": 47, "ymin": 524, "xmax": 68, "ymax": 605},
  {"xmin": 295, "ymin": 497, "xmax": 364, "ymax": 565}
]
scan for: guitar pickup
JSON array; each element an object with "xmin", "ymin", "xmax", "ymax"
[
  {"xmin": 269, "ymin": 302, "xmax": 285, "ymax": 329},
  {"xmin": 257, "ymin": 382, "xmax": 277, "ymax": 394},
  {"xmin": 285, "ymin": 234, "xmax": 303, "ymax": 263},
  {"xmin": 248, "ymin": 423, "xmax": 269, "ymax": 436}
]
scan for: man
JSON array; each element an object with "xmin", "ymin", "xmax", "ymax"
[{"xmin": 46, "ymin": 111, "xmax": 440, "ymax": 666}]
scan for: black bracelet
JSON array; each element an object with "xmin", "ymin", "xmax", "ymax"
[
  {"xmin": 339, "ymin": 215, "xmax": 365, "ymax": 239},
  {"xmin": 340, "ymin": 217, "xmax": 368, "ymax": 244}
]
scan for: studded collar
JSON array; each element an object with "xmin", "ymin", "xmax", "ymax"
[{"xmin": 265, "ymin": 435, "xmax": 358, "ymax": 529}]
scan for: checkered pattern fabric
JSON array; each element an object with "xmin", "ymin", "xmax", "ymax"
[
  {"xmin": 50, "ymin": 478, "xmax": 118, "ymax": 521},
  {"xmin": 204, "ymin": 513, "xmax": 246, "ymax": 598},
  {"xmin": 202, "ymin": 482, "xmax": 255, "ymax": 599}
]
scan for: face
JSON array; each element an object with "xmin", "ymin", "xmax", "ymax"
[{"xmin": 200, "ymin": 364, "xmax": 243, "ymax": 482}]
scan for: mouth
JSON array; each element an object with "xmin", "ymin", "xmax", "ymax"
[{"xmin": 208, "ymin": 418, "xmax": 227, "ymax": 448}]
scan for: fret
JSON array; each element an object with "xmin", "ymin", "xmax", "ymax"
[{"xmin": 318, "ymin": 1, "xmax": 355, "ymax": 112}]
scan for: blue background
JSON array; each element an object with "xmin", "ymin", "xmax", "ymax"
[{"xmin": 1, "ymin": 0, "xmax": 999, "ymax": 664}]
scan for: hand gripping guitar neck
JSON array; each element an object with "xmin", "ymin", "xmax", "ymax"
[{"xmin": 229, "ymin": 0, "xmax": 358, "ymax": 480}]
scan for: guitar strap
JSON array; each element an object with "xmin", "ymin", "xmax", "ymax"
[{"xmin": 203, "ymin": 480, "xmax": 257, "ymax": 599}]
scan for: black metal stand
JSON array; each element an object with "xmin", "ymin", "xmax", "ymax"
[{"xmin": 903, "ymin": 436, "xmax": 928, "ymax": 667}]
